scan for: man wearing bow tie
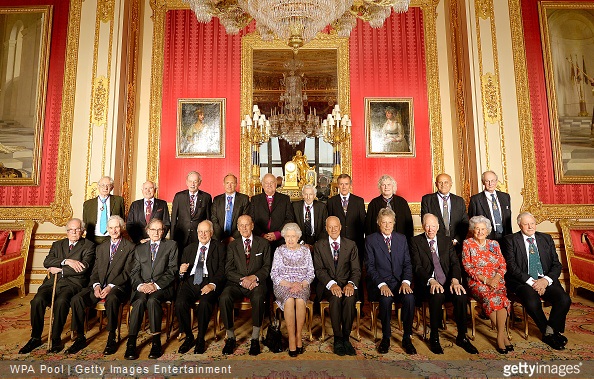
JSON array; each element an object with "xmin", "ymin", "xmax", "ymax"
[
  {"xmin": 211, "ymin": 174, "xmax": 250, "ymax": 244},
  {"xmin": 83, "ymin": 176, "xmax": 125, "ymax": 245},
  {"xmin": 65, "ymin": 215, "xmax": 135, "ymax": 355},
  {"xmin": 469, "ymin": 171, "xmax": 512, "ymax": 242},
  {"xmin": 126, "ymin": 181, "xmax": 171, "ymax": 244},
  {"xmin": 171, "ymin": 171, "xmax": 212, "ymax": 253}
]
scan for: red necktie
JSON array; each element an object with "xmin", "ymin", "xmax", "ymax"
[
  {"xmin": 384, "ymin": 236, "xmax": 391, "ymax": 253},
  {"xmin": 266, "ymin": 196, "xmax": 273, "ymax": 230}
]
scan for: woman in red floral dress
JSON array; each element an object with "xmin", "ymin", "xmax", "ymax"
[{"xmin": 462, "ymin": 215, "xmax": 512, "ymax": 354}]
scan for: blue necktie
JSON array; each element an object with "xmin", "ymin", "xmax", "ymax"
[
  {"xmin": 193, "ymin": 246, "xmax": 206, "ymax": 285},
  {"xmin": 99, "ymin": 197, "xmax": 108, "ymax": 234},
  {"xmin": 225, "ymin": 196, "xmax": 233, "ymax": 233},
  {"xmin": 150, "ymin": 243, "xmax": 158, "ymax": 267},
  {"xmin": 491, "ymin": 194, "xmax": 503, "ymax": 234},
  {"xmin": 527, "ymin": 237, "xmax": 544, "ymax": 280}
]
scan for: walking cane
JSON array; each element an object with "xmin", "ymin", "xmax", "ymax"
[{"xmin": 47, "ymin": 272, "xmax": 58, "ymax": 353}]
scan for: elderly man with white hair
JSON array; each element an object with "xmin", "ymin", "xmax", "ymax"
[
  {"xmin": 292, "ymin": 184, "xmax": 328, "ymax": 250},
  {"xmin": 365, "ymin": 174, "xmax": 413, "ymax": 240},
  {"xmin": 83, "ymin": 176, "xmax": 125, "ymax": 245}
]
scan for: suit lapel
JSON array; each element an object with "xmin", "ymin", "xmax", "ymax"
[
  {"xmin": 535, "ymin": 233, "xmax": 549, "ymax": 269},
  {"xmin": 479, "ymin": 195, "xmax": 492, "ymax": 223},
  {"xmin": 296, "ymin": 202, "xmax": 304, "ymax": 227},
  {"xmin": 230, "ymin": 196, "xmax": 240, "ymax": 224},
  {"xmin": 516, "ymin": 234, "xmax": 529, "ymax": 271}
]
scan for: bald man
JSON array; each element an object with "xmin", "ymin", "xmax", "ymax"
[{"xmin": 127, "ymin": 181, "xmax": 171, "ymax": 244}]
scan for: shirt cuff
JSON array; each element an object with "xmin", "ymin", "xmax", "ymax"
[
  {"xmin": 543, "ymin": 276, "xmax": 553, "ymax": 286},
  {"xmin": 93, "ymin": 283, "xmax": 101, "ymax": 289},
  {"xmin": 108, "ymin": 284, "xmax": 115, "ymax": 288},
  {"xmin": 61, "ymin": 259, "xmax": 67, "ymax": 266},
  {"xmin": 326, "ymin": 280, "xmax": 337, "ymax": 290},
  {"xmin": 526, "ymin": 278, "xmax": 535, "ymax": 286},
  {"xmin": 273, "ymin": 231, "xmax": 282, "ymax": 240},
  {"xmin": 136, "ymin": 284, "xmax": 143, "ymax": 291},
  {"xmin": 154, "ymin": 283, "xmax": 161, "ymax": 290},
  {"xmin": 209, "ymin": 282, "xmax": 216, "ymax": 289},
  {"xmin": 347, "ymin": 281, "xmax": 358, "ymax": 290},
  {"xmin": 378, "ymin": 282, "xmax": 387, "ymax": 289},
  {"xmin": 402, "ymin": 280, "xmax": 411, "ymax": 286}
]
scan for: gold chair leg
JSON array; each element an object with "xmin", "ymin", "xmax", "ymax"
[
  {"xmin": 355, "ymin": 301, "xmax": 361, "ymax": 341},
  {"xmin": 320, "ymin": 303, "xmax": 326, "ymax": 342}
]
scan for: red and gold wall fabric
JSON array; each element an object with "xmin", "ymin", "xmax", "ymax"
[
  {"xmin": 521, "ymin": 0, "xmax": 594, "ymax": 204},
  {"xmin": 159, "ymin": 9, "xmax": 431, "ymax": 202},
  {"xmin": 0, "ymin": 0, "xmax": 69, "ymax": 207}
]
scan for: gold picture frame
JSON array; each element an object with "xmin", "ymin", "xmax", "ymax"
[
  {"xmin": 176, "ymin": 98, "xmax": 225, "ymax": 158},
  {"xmin": 539, "ymin": 2, "xmax": 594, "ymax": 184},
  {"xmin": 365, "ymin": 97, "xmax": 415, "ymax": 157},
  {"xmin": 0, "ymin": 6, "xmax": 52, "ymax": 185}
]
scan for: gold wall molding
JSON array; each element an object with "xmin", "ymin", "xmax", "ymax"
[
  {"xmin": 86, "ymin": 182, "xmax": 98, "ymax": 200},
  {"xmin": 98, "ymin": 0, "xmax": 115, "ymax": 22},
  {"xmin": 34, "ymin": 245, "xmax": 52, "ymax": 249},
  {"xmin": 476, "ymin": 0, "xmax": 493, "ymax": 20},
  {"xmin": 91, "ymin": 76, "xmax": 109, "ymax": 126},
  {"xmin": 481, "ymin": 72, "xmax": 502, "ymax": 123},
  {"xmin": 34, "ymin": 233, "xmax": 67, "ymax": 240}
]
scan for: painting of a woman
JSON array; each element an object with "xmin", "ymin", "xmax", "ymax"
[
  {"xmin": 177, "ymin": 99, "xmax": 225, "ymax": 157},
  {"xmin": 365, "ymin": 98, "xmax": 414, "ymax": 156}
]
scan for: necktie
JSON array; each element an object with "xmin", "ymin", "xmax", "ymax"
[
  {"xmin": 145, "ymin": 200, "xmax": 153, "ymax": 225},
  {"xmin": 441, "ymin": 195, "xmax": 450, "ymax": 236},
  {"xmin": 384, "ymin": 196, "xmax": 392, "ymax": 210},
  {"xmin": 99, "ymin": 197, "xmax": 108, "ymax": 234},
  {"xmin": 267, "ymin": 196, "xmax": 273, "ymax": 230},
  {"xmin": 69, "ymin": 243, "xmax": 74, "ymax": 251},
  {"xmin": 225, "ymin": 196, "xmax": 233, "ymax": 233},
  {"xmin": 305, "ymin": 205, "xmax": 313, "ymax": 236},
  {"xmin": 244, "ymin": 238, "xmax": 251, "ymax": 266},
  {"xmin": 527, "ymin": 237, "xmax": 544, "ymax": 280},
  {"xmin": 190, "ymin": 194, "xmax": 196, "ymax": 214},
  {"xmin": 332, "ymin": 241, "xmax": 340, "ymax": 268},
  {"xmin": 490, "ymin": 194, "xmax": 503, "ymax": 234},
  {"xmin": 341, "ymin": 196, "xmax": 348, "ymax": 214},
  {"xmin": 194, "ymin": 246, "xmax": 206, "ymax": 285},
  {"xmin": 384, "ymin": 236, "xmax": 391, "ymax": 253},
  {"xmin": 429, "ymin": 240, "xmax": 446, "ymax": 285},
  {"xmin": 150, "ymin": 243, "xmax": 158, "ymax": 266},
  {"xmin": 110, "ymin": 240, "xmax": 120, "ymax": 262}
]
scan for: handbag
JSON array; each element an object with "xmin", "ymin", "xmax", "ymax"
[{"xmin": 263, "ymin": 316, "xmax": 284, "ymax": 353}]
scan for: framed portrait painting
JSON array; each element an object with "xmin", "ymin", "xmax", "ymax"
[
  {"xmin": 176, "ymin": 98, "xmax": 225, "ymax": 158},
  {"xmin": 365, "ymin": 97, "xmax": 414, "ymax": 157}
]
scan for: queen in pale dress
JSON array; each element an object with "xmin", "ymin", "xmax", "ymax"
[{"xmin": 270, "ymin": 223, "xmax": 315, "ymax": 356}]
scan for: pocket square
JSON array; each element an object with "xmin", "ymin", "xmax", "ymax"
[
  {"xmin": 156, "ymin": 208, "xmax": 163, "ymax": 212},
  {"xmin": 255, "ymin": 253, "xmax": 263, "ymax": 256}
]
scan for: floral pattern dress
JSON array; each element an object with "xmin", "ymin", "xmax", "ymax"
[
  {"xmin": 270, "ymin": 244, "xmax": 315, "ymax": 311},
  {"xmin": 462, "ymin": 238, "xmax": 510, "ymax": 316}
]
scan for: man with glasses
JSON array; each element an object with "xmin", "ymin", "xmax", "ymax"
[
  {"xmin": 469, "ymin": 171, "xmax": 512, "ymax": 242},
  {"xmin": 83, "ymin": 176, "xmax": 125, "ymax": 245},
  {"xmin": 19, "ymin": 219, "xmax": 95, "ymax": 354},
  {"xmin": 126, "ymin": 181, "xmax": 171, "ymax": 244},
  {"xmin": 125, "ymin": 219, "xmax": 178, "ymax": 360}
]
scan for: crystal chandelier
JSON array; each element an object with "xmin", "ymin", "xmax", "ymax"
[{"xmin": 183, "ymin": 0, "xmax": 411, "ymax": 49}]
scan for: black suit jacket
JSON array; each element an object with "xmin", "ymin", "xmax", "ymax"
[
  {"xmin": 409, "ymin": 233, "xmax": 461, "ymax": 292},
  {"xmin": 171, "ymin": 189, "xmax": 212, "ymax": 247},
  {"xmin": 249, "ymin": 192, "xmax": 294, "ymax": 246},
  {"xmin": 179, "ymin": 239, "xmax": 226, "ymax": 291},
  {"xmin": 365, "ymin": 195, "xmax": 414, "ymax": 240},
  {"xmin": 326, "ymin": 193, "xmax": 366, "ymax": 249},
  {"xmin": 225, "ymin": 235, "xmax": 271, "ymax": 285},
  {"xmin": 211, "ymin": 192, "xmax": 250, "ymax": 241},
  {"xmin": 90, "ymin": 238, "xmax": 135, "ymax": 291},
  {"xmin": 293, "ymin": 200, "xmax": 328, "ymax": 246},
  {"xmin": 503, "ymin": 231, "xmax": 563, "ymax": 292},
  {"xmin": 41, "ymin": 238, "xmax": 96, "ymax": 291},
  {"xmin": 421, "ymin": 192, "xmax": 469, "ymax": 244},
  {"xmin": 365, "ymin": 231, "xmax": 412, "ymax": 290},
  {"xmin": 130, "ymin": 239, "xmax": 178, "ymax": 298},
  {"xmin": 313, "ymin": 237, "xmax": 360, "ymax": 289},
  {"xmin": 126, "ymin": 198, "xmax": 171, "ymax": 244},
  {"xmin": 468, "ymin": 191, "xmax": 512, "ymax": 239},
  {"xmin": 82, "ymin": 195, "xmax": 125, "ymax": 243}
]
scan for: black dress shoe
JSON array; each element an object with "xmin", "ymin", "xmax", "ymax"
[
  {"xmin": 249, "ymin": 339, "xmax": 261, "ymax": 356},
  {"xmin": 19, "ymin": 338, "xmax": 42, "ymax": 354},
  {"xmin": 543, "ymin": 334, "xmax": 564, "ymax": 350},
  {"xmin": 288, "ymin": 349, "xmax": 298, "ymax": 357},
  {"xmin": 222, "ymin": 338, "xmax": 236, "ymax": 355},
  {"xmin": 402, "ymin": 337, "xmax": 417, "ymax": 355},
  {"xmin": 148, "ymin": 341, "xmax": 163, "ymax": 359},
  {"xmin": 505, "ymin": 344, "xmax": 514, "ymax": 352},
  {"xmin": 103, "ymin": 338, "xmax": 118, "ymax": 355},
  {"xmin": 65, "ymin": 337, "xmax": 86, "ymax": 354},
  {"xmin": 49, "ymin": 339, "xmax": 64, "ymax": 353},
  {"xmin": 496, "ymin": 346, "xmax": 508, "ymax": 354},
  {"xmin": 334, "ymin": 338, "xmax": 346, "ymax": 356},
  {"xmin": 194, "ymin": 338, "xmax": 206, "ymax": 354},
  {"xmin": 296, "ymin": 346, "xmax": 305, "ymax": 355},
  {"xmin": 124, "ymin": 344, "xmax": 138, "ymax": 360},
  {"xmin": 456, "ymin": 337, "xmax": 479, "ymax": 354},
  {"xmin": 378, "ymin": 338, "xmax": 390, "ymax": 354},
  {"xmin": 554, "ymin": 332, "xmax": 568, "ymax": 346},
  {"xmin": 429, "ymin": 338, "xmax": 444, "ymax": 354},
  {"xmin": 343, "ymin": 339, "xmax": 356, "ymax": 356},
  {"xmin": 178, "ymin": 336, "xmax": 195, "ymax": 354}
]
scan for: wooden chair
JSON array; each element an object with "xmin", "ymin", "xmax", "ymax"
[
  {"xmin": 216, "ymin": 298, "xmax": 264, "ymax": 339},
  {"xmin": 128, "ymin": 300, "xmax": 174, "ymax": 339},
  {"xmin": 509, "ymin": 294, "xmax": 550, "ymax": 340},
  {"xmin": 85, "ymin": 299, "xmax": 126, "ymax": 342},
  {"xmin": 370, "ymin": 301, "xmax": 402, "ymax": 340},
  {"xmin": 319, "ymin": 300, "xmax": 361, "ymax": 341},
  {"xmin": 272, "ymin": 300, "xmax": 314, "ymax": 341},
  {"xmin": 418, "ymin": 301, "xmax": 447, "ymax": 341}
]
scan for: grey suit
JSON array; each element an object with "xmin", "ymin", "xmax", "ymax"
[
  {"xmin": 211, "ymin": 192, "xmax": 250, "ymax": 241},
  {"xmin": 468, "ymin": 191, "xmax": 512, "ymax": 241}
]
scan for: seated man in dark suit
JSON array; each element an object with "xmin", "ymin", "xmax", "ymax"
[
  {"xmin": 365, "ymin": 208, "xmax": 416, "ymax": 355},
  {"xmin": 503, "ymin": 212, "xmax": 571, "ymax": 350},
  {"xmin": 293, "ymin": 184, "xmax": 328, "ymax": 250},
  {"xmin": 219, "ymin": 215, "xmax": 271, "ymax": 356},
  {"xmin": 409, "ymin": 213, "xmax": 478, "ymax": 355},
  {"xmin": 176, "ymin": 220, "xmax": 226, "ymax": 354},
  {"xmin": 125, "ymin": 219, "xmax": 178, "ymax": 360},
  {"xmin": 313, "ymin": 216, "xmax": 360, "ymax": 356},
  {"xmin": 211, "ymin": 173, "xmax": 250, "ymax": 244},
  {"xmin": 126, "ymin": 181, "xmax": 170, "ymax": 244},
  {"xmin": 66, "ymin": 215, "xmax": 135, "ymax": 355},
  {"xmin": 19, "ymin": 218, "xmax": 95, "ymax": 354}
]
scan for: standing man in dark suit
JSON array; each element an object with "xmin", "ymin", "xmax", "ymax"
[
  {"xmin": 293, "ymin": 184, "xmax": 328, "ymax": 250},
  {"xmin": 503, "ymin": 212, "xmax": 571, "ymax": 350},
  {"xmin": 176, "ymin": 220, "xmax": 226, "ymax": 354},
  {"xmin": 126, "ymin": 181, "xmax": 170, "ymax": 244},
  {"xmin": 249, "ymin": 173, "xmax": 294, "ymax": 251},
  {"xmin": 211, "ymin": 174, "xmax": 250, "ymax": 244},
  {"xmin": 124, "ymin": 219, "xmax": 178, "ymax": 360},
  {"xmin": 219, "ymin": 215, "xmax": 271, "ymax": 356},
  {"xmin": 66, "ymin": 216, "xmax": 135, "ymax": 355},
  {"xmin": 421, "ymin": 173, "xmax": 469, "ymax": 252},
  {"xmin": 409, "ymin": 213, "xmax": 478, "ymax": 355},
  {"xmin": 366, "ymin": 208, "xmax": 416, "ymax": 355},
  {"xmin": 469, "ymin": 171, "xmax": 512, "ymax": 242},
  {"xmin": 313, "ymin": 216, "xmax": 360, "ymax": 356},
  {"xmin": 365, "ymin": 174, "xmax": 413, "ymax": 240},
  {"xmin": 83, "ymin": 176, "xmax": 125, "ymax": 245},
  {"xmin": 171, "ymin": 171, "xmax": 212, "ymax": 252},
  {"xmin": 19, "ymin": 219, "xmax": 95, "ymax": 354}
]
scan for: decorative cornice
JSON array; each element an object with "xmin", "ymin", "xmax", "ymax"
[{"xmin": 481, "ymin": 72, "xmax": 501, "ymax": 124}]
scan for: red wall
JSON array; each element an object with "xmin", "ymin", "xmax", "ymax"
[{"xmin": 159, "ymin": 9, "xmax": 432, "ymax": 203}]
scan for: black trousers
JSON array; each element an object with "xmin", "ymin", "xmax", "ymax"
[
  {"xmin": 419, "ymin": 286, "xmax": 467, "ymax": 339},
  {"xmin": 175, "ymin": 276, "xmax": 218, "ymax": 339},
  {"xmin": 512, "ymin": 282, "xmax": 571, "ymax": 335},
  {"xmin": 128, "ymin": 289, "xmax": 172, "ymax": 335},
  {"xmin": 30, "ymin": 281, "xmax": 77, "ymax": 340},
  {"xmin": 70, "ymin": 286, "xmax": 128, "ymax": 335},
  {"xmin": 219, "ymin": 282, "xmax": 267, "ymax": 330},
  {"xmin": 324, "ymin": 288, "xmax": 358, "ymax": 339},
  {"xmin": 378, "ymin": 284, "xmax": 415, "ymax": 339}
]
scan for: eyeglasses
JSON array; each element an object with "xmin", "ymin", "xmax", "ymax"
[
  {"xmin": 98, "ymin": 184, "xmax": 112, "ymax": 188},
  {"xmin": 148, "ymin": 228, "xmax": 164, "ymax": 233},
  {"xmin": 67, "ymin": 228, "xmax": 82, "ymax": 233}
]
